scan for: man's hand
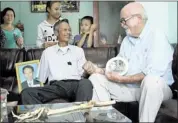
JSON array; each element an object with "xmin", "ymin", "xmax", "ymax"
[
  {"xmin": 105, "ymin": 72, "xmax": 125, "ymax": 82},
  {"xmin": 84, "ymin": 31, "xmax": 90, "ymax": 35},
  {"xmin": 83, "ymin": 61, "xmax": 104, "ymax": 74},
  {"xmin": 83, "ymin": 61, "xmax": 97, "ymax": 74},
  {"xmin": 43, "ymin": 42, "xmax": 57, "ymax": 48}
]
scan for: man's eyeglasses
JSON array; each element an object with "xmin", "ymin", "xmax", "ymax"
[{"xmin": 120, "ymin": 14, "xmax": 139, "ymax": 25}]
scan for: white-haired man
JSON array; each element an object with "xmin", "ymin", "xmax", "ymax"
[{"xmin": 84, "ymin": 2, "xmax": 174, "ymax": 122}]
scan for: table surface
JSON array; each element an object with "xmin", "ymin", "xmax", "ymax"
[{"xmin": 7, "ymin": 102, "xmax": 131, "ymax": 122}]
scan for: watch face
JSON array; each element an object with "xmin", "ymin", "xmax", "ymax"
[{"xmin": 106, "ymin": 56, "xmax": 128, "ymax": 76}]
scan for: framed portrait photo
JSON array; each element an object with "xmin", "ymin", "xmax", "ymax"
[
  {"xmin": 61, "ymin": 1, "xmax": 80, "ymax": 12},
  {"xmin": 31, "ymin": 1, "xmax": 80, "ymax": 13},
  {"xmin": 15, "ymin": 60, "xmax": 44, "ymax": 93},
  {"xmin": 31, "ymin": 1, "xmax": 47, "ymax": 13}
]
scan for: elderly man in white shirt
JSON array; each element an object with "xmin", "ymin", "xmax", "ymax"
[
  {"xmin": 85, "ymin": 2, "xmax": 174, "ymax": 122},
  {"xmin": 21, "ymin": 19, "xmax": 93, "ymax": 104}
]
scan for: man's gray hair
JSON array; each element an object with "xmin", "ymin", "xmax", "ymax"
[{"xmin": 53, "ymin": 19, "xmax": 69, "ymax": 36}]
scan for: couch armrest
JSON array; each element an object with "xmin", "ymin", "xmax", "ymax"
[
  {"xmin": 0, "ymin": 77, "xmax": 16, "ymax": 91},
  {"xmin": 170, "ymin": 82, "xmax": 178, "ymax": 99}
]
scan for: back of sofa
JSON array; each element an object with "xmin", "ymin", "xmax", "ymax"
[
  {"xmin": 171, "ymin": 43, "xmax": 178, "ymax": 98},
  {"xmin": 0, "ymin": 48, "xmax": 25, "ymax": 92},
  {"xmin": 25, "ymin": 48, "xmax": 45, "ymax": 61},
  {"xmin": 26, "ymin": 47, "xmax": 118, "ymax": 68},
  {"xmin": 0, "ymin": 48, "xmax": 25, "ymax": 77}
]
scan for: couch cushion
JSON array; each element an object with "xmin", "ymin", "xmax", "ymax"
[
  {"xmin": 0, "ymin": 77, "xmax": 16, "ymax": 91},
  {"xmin": 26, "ymin": 48, "xmax": 45, "ymax": 61},
  {"xmin": 0, "ymin": 48, "xmax": 25, "ymax": 77},
  {"xmin": 171, "ymin": 43, "xmax": 178, "ymax": 99},
  {"xmin": 159, "ymin": 99, "xmax": 178, "ymax": 119},
  {"xmin": 155, "ymin": 112, "xmax": 178, "ymax": 123}
]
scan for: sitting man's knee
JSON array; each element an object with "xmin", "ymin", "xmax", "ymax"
[
  {"xmin": 21, "ymin": 87, "xmax": 35, "ymax": 96},
  {"xmin": 142, "ymin": 75, "xmax": 161, "ymax": 89},
  {"xmin": 79, "ymin": 79, "xmax": 93, "ymax": 89},
  {"xmin": 89, "ymin": 73, "xmax": 104, "ymax": 79},
  {"xmin": 21, "ymin": 88, "xmax": 30, "ymax": 94}
]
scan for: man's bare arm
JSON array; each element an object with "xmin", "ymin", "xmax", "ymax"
[
  {"xmin": 83, "ymin": 61, "xmax": 105, "ymax": 74},
  {"xmin": 123, "ymin": 73, "xmax": 145, "ymax": 83},
  {"xmin": 117, "ymin": 73, "xmax": 145, "ymax": 83},
  {"xmin": 106, "ymin": 72, "xmax": 145, "ymax": 83},
  {"xmin": 77, "ymin": 34, "xmax": 88, "ymax": 47}
]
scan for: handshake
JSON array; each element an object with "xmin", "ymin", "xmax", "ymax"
[{"xmin": 83, "ymin": 61, "xmax": 105, "ymax": 75}]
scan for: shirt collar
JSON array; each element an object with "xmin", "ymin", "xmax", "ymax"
[
  {"xmin": 54, "ymin": 44, "xmax": 71, "ymax": 53},
  {"xmin": 27, "ymin": 80, "xmax": 33, "ymax": 84},
  {"xmin": 127, "ymin": 36, "xmax": 140, "ymax": 45}
]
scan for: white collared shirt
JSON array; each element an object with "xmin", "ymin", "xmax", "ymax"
[
  {"xmin": 118, "ymin": 22, "xmax": 174, "ymax": 86},
  {"xmin": 27, "ymin": 80, "xmax": 33, "ymax": 87},
  {"xmin": 27, "ymin": 79, "xmax": 40, "ymax": 87},
  {"xmin": 38, "ymin": 44, "xmax": 86, "ymax": 83}
]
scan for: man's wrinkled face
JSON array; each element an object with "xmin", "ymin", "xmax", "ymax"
[
  {"xmin": 58, "ymin": 22, "xmax": 71, "ymax": 42},
  {"xmin": 120, "ymin": 10, "xmax": 140, "ymax": 37},
  {"xmin": 23, "ymin": 68, "xmax": 33, "ymax": 81}
]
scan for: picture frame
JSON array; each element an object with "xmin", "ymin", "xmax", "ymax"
[
  {"xmin": 61, "ymin": 1, "xmax": 80, "ymax": 12},
  {"xmin": 31, "ymin": 1, "xmax": 47, "ymax": 13},
  {"xmin": 31, "ymin": 1, "xmax": 80, "ymax": 13},
  {"xmin": 15, "ymin": 60, "xmax": 43, "ymax": 93}
]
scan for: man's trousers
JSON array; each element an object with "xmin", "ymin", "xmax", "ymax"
[
  {"xmin": 21, "ymin": 79, "xmax": 93, "ymax": 104},
  {"xmin": 89, "ymin": 74, "xmax": 172, "ymax": 122}
]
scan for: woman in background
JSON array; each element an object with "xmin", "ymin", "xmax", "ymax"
[
  {"xmin": 36, "ymin": 1, "xmax": 63, "ymax": 48},
  {"xmin": 1, "ymin": 7, "xmax": 23, "ymax": 48}
]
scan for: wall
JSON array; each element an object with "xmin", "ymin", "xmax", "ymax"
[
  {"xmin": 1, "ymin": 1, "xmax": 177, "ymax": 45},
  {"xmin": 98, "ymin": 1, "xmax": 177, "ymax": 45},
  {"xmin": 1, "ymin": 1, "xmax": 93, "ymax": 46},
  {"xmin": 140, "ymin": 2, "xmax": 177, "ymax": 44},
  {"xmin": 168, "ymin": 2, "xmax": 177, "ymax": 44},
  {"xmin": 98, "ymin": 1, "xmax": 127, "ymax": 45}
]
